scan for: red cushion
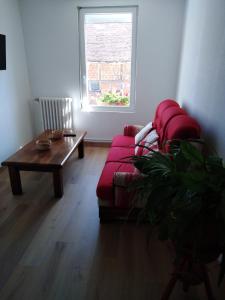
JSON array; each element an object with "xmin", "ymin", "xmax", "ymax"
[
  {"xmin": 153, "ymin": 99, "xmax": 179, "ymax": 131},
  {"xmin": 155, "ymin": 99, "xmax": 179, "ymax": 120},
  {"xmin": 165, "ymin": 115, "xmax": 201, "ymax": 141},
  {"xmin": 96, "ymin": 162, "xmax": 135, "ymax": 204},
  {"xmin": 158, "ymin": 107, "xmax": 187, "ymax": 145},
  {"xmin": 111, "ymin": 135, "xmax": 135, "ymax": 148},
  {"xmin": 106, "ymin": 147, "xmax": 134, "ymax": 163}
]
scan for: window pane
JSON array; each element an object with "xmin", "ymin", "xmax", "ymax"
[{"xmin": 84, "ymin": 12, "xmax": 133, "ymax": 107}]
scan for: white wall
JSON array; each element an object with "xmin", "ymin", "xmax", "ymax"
[
  {"xmin": 19, "ymin": 0, "xmax": 186, "ymax": 141},
  {"xmin": 177, "ymin": 0, "xmax": 225, "ymax": 157},
  {"xmin": 0, "ymin": 0, "xmax": 33, "ymax": 162}
]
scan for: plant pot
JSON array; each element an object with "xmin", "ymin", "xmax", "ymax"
[{"xmin": 174, "ymin": 215, "xmax": 225, "ymax": 264}]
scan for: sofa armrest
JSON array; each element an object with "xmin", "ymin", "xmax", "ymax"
[
  {"xmin": 123, "ymin": 125, "xmax": 144, "ymax": 137},
  {"xmin": 113, "ymin": 171, "xmax": 145, "ymax": 208}
]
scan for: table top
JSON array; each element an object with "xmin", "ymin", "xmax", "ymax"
[{"xmin": 2, "ymin": 130, "xmax": 87, "ymax": 168}]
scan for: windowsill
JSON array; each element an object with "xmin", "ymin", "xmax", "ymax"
[{"xmin": 81, "ymin": 105, "xmax": 135, "ymax": 113}]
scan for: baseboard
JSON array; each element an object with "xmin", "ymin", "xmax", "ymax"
[
  {"xmin": 84, "ymin": 141, "xmax": 111, "ymax": 147},
  {"xmin": 84, "ymin": 138, "xmax": 111, "ymax": 147}
]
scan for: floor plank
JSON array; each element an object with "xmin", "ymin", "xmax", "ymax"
[{"xmin": 0, "ymin": 146, "xmax": 224, "ymax": 300}]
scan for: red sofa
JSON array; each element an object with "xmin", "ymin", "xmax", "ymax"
[{"xmin": 96, "ymin": 99, "xmax": 201, "ymax": 222}]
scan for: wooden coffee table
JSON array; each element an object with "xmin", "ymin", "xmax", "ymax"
[{"xmin": 1, "ymin": 130, "xmax": 87, "ymax": 198}]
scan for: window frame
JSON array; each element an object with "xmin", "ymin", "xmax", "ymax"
[{"xmin": 78, "ymin": 6, "xmax": 138, "ymax": 113}]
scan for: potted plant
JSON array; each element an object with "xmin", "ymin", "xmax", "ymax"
[
  {"xmin": 131, "ymin": 140, "xmax": 225, "ymax": 299},
  {"xmin": 98, "ymin": 92, "xmax": 129, "ymax": 106}
]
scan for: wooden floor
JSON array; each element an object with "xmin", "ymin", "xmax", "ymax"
[{"xmin": 0, "ymin": 146, "xmax": 224, "ymax": 300}]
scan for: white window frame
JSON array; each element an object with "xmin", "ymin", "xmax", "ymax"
[{"xmin": 78, "ymin": 6, "xmax": 138, "ymax": 113}]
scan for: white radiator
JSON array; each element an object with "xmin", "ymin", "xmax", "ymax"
[{"xmin": 37, "ymin": 97, "xmax": 73, "ymax": 130}]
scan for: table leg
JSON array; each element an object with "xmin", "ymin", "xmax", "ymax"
[
  {"xmin": 53, "ymin": 169, "xmax": 63, "ymax": 198},
  {"xmin": 8, "ymin": 166, "xmax": 22, "ymax": 195},
  {"xmin": 78, "ymin": 140, "xmax": 84, "ymax": 158}
]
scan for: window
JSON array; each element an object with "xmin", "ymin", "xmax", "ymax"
[
  {"xmin": 79, "ymin": 6, "xmax": 138, "ymax": 112},
  {"xmin": 89, "ymin": 80, "xmax": 100, "ymax": 92}
]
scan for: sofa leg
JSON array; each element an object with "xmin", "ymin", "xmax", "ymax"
[
  {"xmin": 99, "ymin": 208, "xmax": 110, "ymax": 223},
  {"xmin": 99, "ymin": 217, "xmax": 110, "ymax": 224},
  {"xmin": 99, "ymin": 207, "xmax": 115, "ymax": 223}
]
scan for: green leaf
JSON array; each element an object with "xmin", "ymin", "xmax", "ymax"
[
  {"xmin": 180, "ymin": 141, "xmax": 204, "ymax": 165},
  {"xmin": 158, "ymin": 221, "xmax": 169, "ymax": 240},
  {"xmin": 178, "ymin": 171, "xmax": 207, "ymax": 193},
  {"xmin": 206, "ymin": 156, "xmax": 225, "ymax": 175}
]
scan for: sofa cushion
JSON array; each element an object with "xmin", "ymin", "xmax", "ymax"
[
  {"xmin": 137, "ymin": 140, "xmax": 159, "ymax": 156},
  {"xmin": 153, "ymin": 99, "xmax": 179, "ymax": 132},
  {"xmin": 134, "ymin": 122, "xmax": 152, "ymax": 145},
  {"xmin": 106, "ymin": 147, "xmax": 134, "ymax": 163},
  {"xmin": 135, "ymin": 129, "xmax": 159, "ymax": 155},
  {"xmin": 96, "ymin": 162, "xmax": 136, "ymax": 204},
  {"xmin": 158, "ymin": 107, "xmax": 187, "ymax": 145},
  {"xmin": 142, "ymin": 142, "xmax": 159, "ymax": 156},
  {"xmin": 111, "ymin": 135, "xmax": 135, "ymax": 148},
  {"xmin": 165, "ymin": 115, "xmax": 201, "ymax": 141}
]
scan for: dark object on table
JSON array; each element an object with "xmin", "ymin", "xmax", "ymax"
[{"xmin": 63, "ymin": 129, "xmax": 76, "ymax": 137}]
